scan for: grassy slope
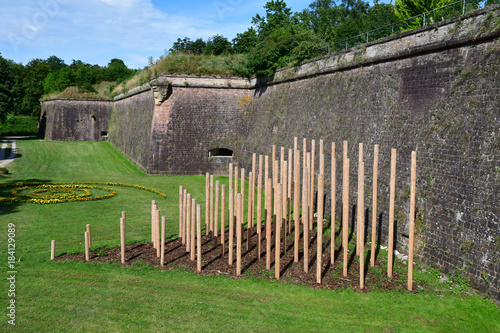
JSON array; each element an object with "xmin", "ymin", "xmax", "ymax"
[{"xmin": 0, "ymin": 139, "xmax": 499, "ymax": 332}]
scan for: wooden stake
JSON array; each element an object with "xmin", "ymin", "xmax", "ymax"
[
  {"xmin": 51, "ymin": 240, "xmax": 55, "ymax": 260},
  {"xmin": 215, "ymin": 181, "xmax": 219, "ymax": 238},
  {"xmin": 229, "ymin": 163, "xmax": 233, "ymax": 240},
  {"xmin": 310, "ymin": 139, "xmax": 315, "ymax": 230},
  {"xmin": 303, "ymin": 138, "xmax": 307, "ymax": 169},
  {"xmin": 357, "ymin": 143, "xmax": 363, "ymax": 255},
  {"xmin": 161, "ymin": 216, "xmax": 166, "ymax": 266},
  {"xmin": 251, "ymin": 153, "xmax": 256, "ymax": 228},
  {"xmin": 221, "ymin": 185, "xmax": 226, "ymax": 255},
  {"xmin": 265, "ymin": 178, "xmax": 272, "ymax": 270},
  {"xmin": 257, "ymin": 173, "xmax": 262, "ymax": 259},
  {"xmin": 229, "ymin": 188, "xmax": 234, "ymax": 265},
  {"xmin": 197, "ymin": 204, "xmax": 202, "ymax": 272},
  {"xmin": 191, "ymin": 198, "xmax": 196, "ymax": 261},
  {"xmin": 408, "ymin": 151, "xmax": 417, "ymax": 291},
  {"xmin": 272, "ymin": 145, "xmax": 276, "ymax": 184},
  {"xmin": 275, "ymin": 183, "xmax": 282, "ymax": 280},
  {"xmin": 331, "ymin": 142, "xmax": 336, "ymax": 263},
  {"xmin": 156, "ymin": 209, "xmax": 160, "ymax": 257},
  {"xmin": 317, "ymin": 153, "xmax": 325, "ymax": 284},
  {"xmin": 241, "ymin": 168, "xmax": 245, "ymax": 230},
  {"xmin": 288, "ymin": 148, "xmax": 293, "ymax": 233},
  {"xmin": 343, "ymin": 156, "xmax": 350, "ymax": 277},
  {"xmin": 294, "ymin": 149, "xmax": 300, "ymax": 263},
  {"xmin": 258, "ymin": 155, "xmax": 263, "ymax": 225},
  {"xmin": 86, "ymin": 224, "xmax": 91, "ymax": 248},
  {"xmin": 370, "ymin": 145, "xmax": 379, "ymax": 267},
  {"xmin": 85, "ymin": 231, "xmax": 90, "ymax": 262},
  {"xmin": 303, "ymin": 165, "xmax": 309, "ymax": 273},
  {"xmin": 282, "ymin": 161, "xmax": 287, "ymax": 234},
  {"xmin": 186, "ymin": 194, "xmax": 191, "ymax": 252},
  {"xmin": 247, "ymin": 172, "xmax": 252, "ymax": 249},
  {"xmin": 360, "ymin": 162, "xmax": 365, "ymax": 289},
  {"xmin": 388, "ymin": 148, "xmax": 397, "ymax": 278},
  {"xmin": 120, "ymin": 217, "xmax": 125, "ymax": 264},
  {"xmin": 236, "ymin": 193, "xmax": 242, "ymax": 276},
  {"xmin": 210, "ymin": 175, "xmax": 214, "ymax": 236},
  {"xmin": 205, "ymin": 173, "xmax": 209, "ymax": 236},
  {"xmin": 183, "ymin": 189, "xmax": 187, "ymax": 243}
]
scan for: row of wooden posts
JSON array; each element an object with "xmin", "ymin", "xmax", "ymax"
[{"xmin": 179, "ymin": 138, "xmax": 417, "ymax": 290}]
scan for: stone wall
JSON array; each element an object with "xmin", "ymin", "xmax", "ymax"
[
  {"xmin": 237, "ymin": 6, "xmax": 500, "ymax": 300},
  {"xmin": 41, "ymin": 99, "xmax": 112, "ymax": 141}
]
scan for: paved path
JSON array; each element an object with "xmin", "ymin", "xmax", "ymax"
[{"xmin": 0, "ymin": 138, "xmax": 17, "ymax": 168}]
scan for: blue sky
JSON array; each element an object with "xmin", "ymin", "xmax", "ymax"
[{"xmin": 0, "ymin": 0, "xmax": 379, "ymax": 69}]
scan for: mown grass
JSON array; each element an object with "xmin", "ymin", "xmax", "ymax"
[{"xmin": 0, "ymin": 139, "xmax": 499, "ymax": 332}]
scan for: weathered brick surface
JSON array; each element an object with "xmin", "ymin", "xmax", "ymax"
[
  {"xmin": 41, "ymin": 99, "xmax": 112, "ymax": 141},
  {"xmin": 239, "ymin": 31, "xmax": 499, "ymax": 302},
  {"xmin": 107, "ymin": 90, "xmax": 156, "ymax": 171},
  {"xmin": 148, "ymin": 86, "xmax": 248, "ymax": 174}
]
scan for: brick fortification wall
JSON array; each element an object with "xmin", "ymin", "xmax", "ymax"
[
  {"xmin": 108, "ymin": 89, "xmax": 156, "ymax": 172},
  {"xmin": 238, "ymin": 7, "xmax": 499, "ymax": 300},
  {"xmin": 39, "ymin": 6, "xmax": 499, "ymax": 300},
  {"xmin": 41, "ymin": 99, "xmax": 112, "ymax": 141}
]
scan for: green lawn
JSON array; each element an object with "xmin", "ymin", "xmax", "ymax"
[{"xmin": 1, "ymin": 139, "xmax": 499, "ymax": 332}]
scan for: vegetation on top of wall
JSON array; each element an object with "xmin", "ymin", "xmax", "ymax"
[{"xmin": 42, "ymin": 81, "xmax": 116, "ymax": 101}]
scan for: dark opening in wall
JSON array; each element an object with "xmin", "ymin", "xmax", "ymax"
[
  {"xmin": 101, "ymin": 131, "xmax": 108, "ymax": 137},
  {"xmin": 208, "ymin": 148, "xmax": 233, "ymax": 157}
]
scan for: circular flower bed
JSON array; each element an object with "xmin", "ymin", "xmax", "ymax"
[{"xmin": 0, "ymin": 182, "xmax": 166, "ymax": 204}]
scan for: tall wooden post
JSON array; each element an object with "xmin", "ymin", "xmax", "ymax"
[
  {"xmin": 408, "ymin": 151, "xmax": 417, "ymax": 291},
  {"xmin": 317, "ymin": 152, "xmax": 325, "ymax": 284},
  {"xmin": 258, "ymin": 155, "xmax": 263, "ymax": 226},
  {"xmin": 241, "ymin": 168, "xmax": 245, "ymax": 229},
  {"xmin": 251, "ymin": 153, "xmax": 256, "ymax": 228},
  {"xmin": 161, "ymin": 216, "xmax": 166, "ymax": 266},
  {"xmin": 357, "ymin": 143, "xmax": 363, "ymax": 255},
  {"xmin": 183, "ymin": 189, "xmax": 187, "ymax": 243},
  {"xmin": 303, "ymin": 165, "xmax": 309, "ymax": 273},
  {"xmin": 257, "ymin": 174, "xmax": 262, "ymax": 259},
  {"xmin": 197, "ymin": 204, "xmax": 202, "ymax": 273},
  {"xmin": 310, "ymin": 140, "xmax": 315, "ymax": 230},
  {"xmin": 359, "ymin": 162, "xmax": 365, "ymax": 289},
  {"xmin": 186, "ymin": 193, "xmax": 191, "ymax": 252},
  {"xmin": 229, "ymin": 188, "xmax": 234, "ymax": 265},
  {"xmin": 229, "ymin": 163, "xmax": 233, "ymax": 243},
  {"xmin": 86, "ymin": 224, "xmax": 92, "ymax": 248},
  {"xmin": 282, "ymin": 161, "xmax": 288, "ymax": 243},
  {"xmin": 50, "ymin": 240, "xmax": 55, "ymax": 260},
  {"xmin": 191, "ymin": 198, "xmax": 196, "ymax": 261},
  {"xmin": 215, "ymin": 181, "xmax": 220, "ymax": 238},
  {"xmin": 294, "ymin": 149, "xmax": 300, "ymax": 263},
  {"xmin": 331, "ymin": 142, "xmax": 336, "ymax": 263},
  {"xmin": 85, "ymin": 231, "xmax": 90, "ymax": 262},
  {"xmin": 275, "ymin": 183, "xmax": 282, "ymax": 280},
  {"xmin": 370, "ymin": 145, "xmax": 379, "ymax": 267},
  {"xmin": 221, "ymin": 185, "xmax": 226, "ymax": 255},
  {"xmin": 265, "ymin": 178, "xmax": 272, "ymax": 270},
  {"xmin": 288, "ymin": 148, "xmax": 293, "ymax": 233},
  {"xmin": 343, "ymin": 140, "xmax": 350, "ymax": 277},
  {"xmin": 388, "ymin": 148, "xmax": 397, "ymax": 278},
  {"xmin": 236, "ymin": 193, "xmax": 242, "ymax": 277},
  {"xmin": 210, "ymin": 175, "xmax": 214, "ymax": 236},
  {"xmin": 120, "ymin": 217, "xmax": 125, "ymax": 264},
  {"xmin": 205, "ymin": 173, "xmax": 209, "ymax": 236},
  {"xmin": 156, "ymin": 209, "xmax": 160, "ymax": 257},
  {"xmin": 234, "ymin": 166, "xmax": 238, "ymax": 237}
]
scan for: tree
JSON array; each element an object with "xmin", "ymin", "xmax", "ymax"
[
  {"xmin": 204, "ymin": 35, "xmax": 232, "ymax": 55},
  {"xmin": 106, "ymin": 58, "xmax": 134, "ymax": 83},
  {"xmin": 0, "ymin": 54, "xmax": 16, "ymax": 121},
  {"xmin": 21, "ymin": 59, "xmax": 50, "ymax": 117},
  {"xmin": 169, "ymin": 37, "xmax": 193, "ymax": 53},
  {"xmin": 395, "ymin": 0, "xmax": 456, "ymax": 29},
  {"xmin": 189, "ymin": 38, "xmax": 207, "ymax": 55},
  {"xmin": 233, "ymin": 28, "xmax": 259, "ymax": 54},
  {"xmin": 252, "ymin": 0, "xmax": 295, "ymax": 39},
  {"xmin": 44, "ymin": 55, "xmax": 66, "ymax": 72}
]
